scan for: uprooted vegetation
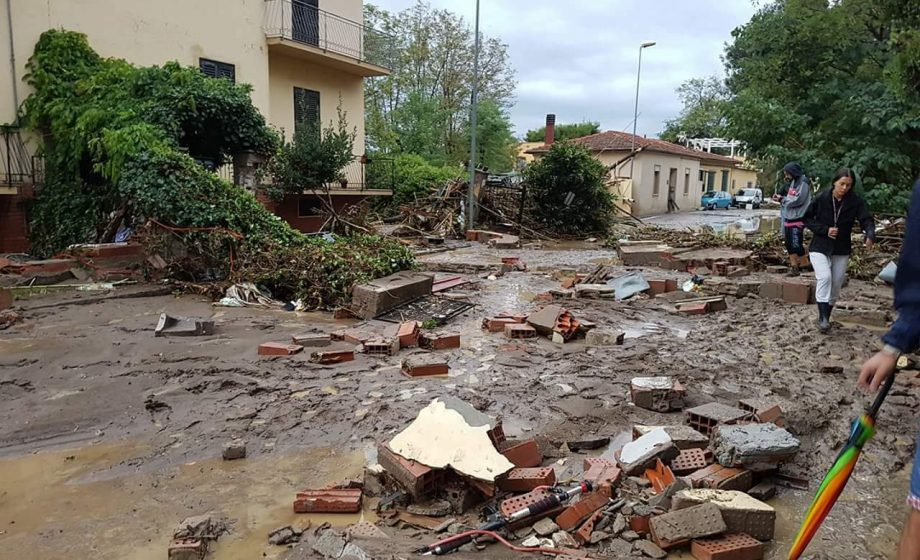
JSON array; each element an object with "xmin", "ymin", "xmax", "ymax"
[{"xmin": 20, "ymin": 30, "xmax": 412, "ymax": 307}]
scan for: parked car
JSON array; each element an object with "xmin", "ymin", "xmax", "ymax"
[
  {"xmin": 701, "ymin": 191, "xmax": 732, "ymax": 210},
  {"xmin": 732, "ymin": 188, "xmax": 764, "ymax": 209}
]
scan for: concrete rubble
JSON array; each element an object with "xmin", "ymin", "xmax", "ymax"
[
  {"xmin": 711, "ymin": 423, "xmax": 801, "ymax": 467},
  {"xmin": 630, "ymin": 376, "xmax": 686, "ymax": 412}
]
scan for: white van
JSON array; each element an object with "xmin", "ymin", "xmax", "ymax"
[{"xmin": 732, "ymin": 188, "xmax": 763, "ymax": 209}]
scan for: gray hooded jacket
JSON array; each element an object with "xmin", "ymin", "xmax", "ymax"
[{"xmin": 780, "ymin": 162, "xmax": 812, "ymax": 224}]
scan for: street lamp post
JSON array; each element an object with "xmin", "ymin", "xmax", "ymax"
[
  {"xmin": 629, "ymin": 41, "xmax": 656, "ymax": 179},
  {"xmin": 466, "ymin": 0, "xmax": 481, "ymax": 230}
]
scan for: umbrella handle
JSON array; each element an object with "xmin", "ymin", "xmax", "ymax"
[{"xmin": 868, "ymin": 372, "xmax": 896, "ymax": 419}]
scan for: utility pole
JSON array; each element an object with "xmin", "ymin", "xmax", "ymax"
[
  {"xmin": 629, "ymin": 41, "xmax": 656, "ymax": 179},
  {"xmin": 466, "ymin": 0, "xmax": 481, "ymax": 230}
]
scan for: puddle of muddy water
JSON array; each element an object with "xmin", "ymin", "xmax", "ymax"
[{"xmin": 0, "ymin": 441, "xmax": 370, "ymax": 560}]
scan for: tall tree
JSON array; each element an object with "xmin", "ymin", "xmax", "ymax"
[
  {"xmin": 659, "ymin": 76, "xmax": 730, "ymax": 143},
  {"xmin": 466, "ymin": 100, "xmax": 517, "ymax": 172},
  {"xmin": 524, "ymin": 121, "xmax": 600, "ymax": 143},
  {"xmin": 723, "ymin": 0, "xmax": 920, "ymax": 213},
  {"xmin": 364, "ymin": 2, "xmax": 516, "ymax": 165}
]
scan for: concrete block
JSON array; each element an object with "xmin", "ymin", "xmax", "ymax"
[
  {"xmin": 294, "ymin": 488, "xmax": 362, "ymax": 513},
  {"xmin": 618, "ymin": 428, "xmax": 680, "ymax": 476},
  {"xmin": 259, "ymin": 342, "xmax": 304, "ymax": 356},
  {"xmin": 156, "ymin": 313, "xmax": 215, "ymax": 337},
  {"xmin": 747, "ymin": 481, "xmax": 777, "ymax": 501},
  {"xmin": 401, "ymin": 356, "xmax": 449, "ymax": 377},
  {"xmin": 585, "ymin": 329, "xmax": 625, "ymax": 347},
  {"xmin": 711, "ymin": 424, "xmax": 800, "ymax": 467},
  {"xmin": 555, "ymin": 489, "xmax": 610, "ymax": 530},
  {"xmin": 634, "ymin": 425, "xmax": 709, "ymax": 450},
  {"xmin": 634, "ymin": 539, "xmax": 668, "ymax": 559},
  {"xmin": 505, "ymin": 323, "xmax": 538, "ymax": 339},
  {"xmin": 291, "ymin": 333, "xmax": 331, "ymax": 347},
  {"xmin": 686, "ymin": 403, "xmax": 750, "ymax": 436},
  {"xmin": 500, "ymin": 440, "xmax": 543, "ymax": 468},
  {"xmin": 526, "ymin": 305, "xmax": 564, "ymax": 336},
  {"xmin": 648, "ymin": 502, "xmax": 727, "ymax": 549},
  {"xmin": 686, "ymin": 465, "xmax": 753, "ymax": 492},
  {"xmin": 674, "ymin": 489, "xmax": 774, "ymax": 542},
  {"xmin": 351, "ymin": 271, "xmax": 434, "ymax": 319},
  {"xmin": 533, "ymin": 518, "xmax": 560, "ymax": 537},
  {"xmin": 758, "ymin": 282, "xmax": 783, "ymax": 300},
  {"xmin": 617, "ymin": 241, "xmax": 673, "ymax": 266},
  {"xmin": 552, "ymin": 530, "xmax": 578, "ymax": 549},
  {"xmin": 491, "ymin": 234, "xmax": 521, "ymax": 249},
  {"xmin": 630, "ymin": 376, "xmax": 686, "ymax": 412},
  {"xmin": 497, "ymin": 467, "xmax": 556, "ymax": 492},
  {"xmin": 310, "ymin": 350, "xmax": 354, "ymax": 364},
  {"xmin": 781, "ymin": 281, "xmax": 814, "ymax": 305},
  {"xmin": 670, "ymin": 447, "xmax": 709, "ymax": 475},
  {"xmin": 221, "ymin": 439, "xmax": 246, "ymax": 460},
  {"xmin": 691, "ymin": 533, "xmax": 764, "ymax": 560}
]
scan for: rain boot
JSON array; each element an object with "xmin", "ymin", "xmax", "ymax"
[{"xmin": 817, "ymin": 302, "xmax": 831, "ymax": 333}]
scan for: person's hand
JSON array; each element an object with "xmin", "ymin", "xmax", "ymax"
[
  {"xmin": 828, "ymin": 227, "xmax": 839, "ymax": 239},
  {"xmin": 858, "ymin": 351, "xmax": 899, "ymax": 393},
  {"xmin": 865, "ymin": 238, "xmax": 875, "ymax": 249}
]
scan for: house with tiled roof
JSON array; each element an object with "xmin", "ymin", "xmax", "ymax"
[{"xmin": 526, "ymin": 120, "xmax": 758, "ymax": 217}]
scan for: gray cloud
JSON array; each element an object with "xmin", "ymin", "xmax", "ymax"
[{"xmin": 369, "ymin": 0, "xmax": 758, "ymax": 138}]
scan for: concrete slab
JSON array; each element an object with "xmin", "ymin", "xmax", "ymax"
[
  {"xmin": 649, "ymin": 502, "xmax": 727, "ymax": 549},
  {"xmin": 711, "ymin": 423, "xmax": 800, "ymax": 467},
  {"xmin": 351, "ymin": 271, "xmax": 434, "ymax": 319},
  {"xmin": 673, "ymin": 489, "xmax": 775, "ymax": 541}
]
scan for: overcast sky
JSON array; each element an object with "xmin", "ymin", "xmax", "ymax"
[{"xmin": 369, "ymin": 0, "xmax": 759, "ymax": 139}]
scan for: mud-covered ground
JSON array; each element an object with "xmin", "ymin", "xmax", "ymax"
[{"xmin": 0, "ymin": 239, "xmax": 915, "ymax": 560}]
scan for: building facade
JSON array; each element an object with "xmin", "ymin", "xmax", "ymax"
[{"xmin": 0, "ymin": 0, "xmax": 392, "ymax": 248}]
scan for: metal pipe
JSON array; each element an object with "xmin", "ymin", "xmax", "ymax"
[
  {"xmin": 5, "ymin": 0, "xmax": 18, "ymax": 120},
  {"xmin": 466, "ymin": 0, "xmax": 481, "ymax": 230},
  {"xmin": 629, "ymin": 41, "xmax": 655, "ymax": 179}
]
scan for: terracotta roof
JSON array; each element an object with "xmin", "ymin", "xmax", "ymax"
[{"xmin": 526, "ymin": 130, "xmax": 742, "ymax": 168}]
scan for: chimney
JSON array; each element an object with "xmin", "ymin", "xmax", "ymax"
[{"xmin": 544, "ymin": 114, "xmax": 556, "ymax": 146}]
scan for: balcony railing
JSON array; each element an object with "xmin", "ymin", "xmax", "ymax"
[
  {"xmin": 324, "ymin": 155, "xmax": 394, "ymax": 192},
  {"xmin": 263, "ymin": 0, "xmax": 397, "ymax": 70},
  {"xmin": 1, "ymin": 126, "xmax": 42, "ymax": 189}
]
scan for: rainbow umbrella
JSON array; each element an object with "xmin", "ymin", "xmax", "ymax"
[{"xmin": 788, "ymin": 373, "xmax": 896, "ymax": 559}]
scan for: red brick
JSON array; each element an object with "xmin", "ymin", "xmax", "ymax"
[
  {"xmin": 555, "ymin": 490, "xmax": 610, "ymax": 530},
  {"xmin": 258, "ymin": 342, "xmax": 304, "ymax": 356},
  {"xmin": 497, "ymin": 467, "xmax": 556, "ymax": 492},
  {"xmin": 504, "ymin": 323, "xmax": 537, "ymax": 339},
  {"xmin": 645, "ymin": 459, "xmax": 676, "ymax": 494},
  {"xmin": 364, "ymin": 338, "xmax": 399, "ymax": 356},
  {"xmin": 665, "ymin": 279, "xmax": 679, "ymax": 292},
  {"xmin": 691, "ymin": 533, "xmax": 764, "ymax": 560},
  {"xmin": 574, "ymin": 510, "xmax": 604, "ymax": 545},
  {"xmin": 484, "ymin": 317, "xmax": 519, "ymax": 332},
  {"xmin": 401, "ymin": 357, "xmax": 449, "ymax": 377},
  {"xmin": 501, "ymin": 439, "xmax": 543, "ymax": 468},
  {"xmin": 377, "ymin": 445, "xmax": 446, "ymax": 498},
  {"xmin": 343, "ymin": 328, "xmax": 374, "ymax": 345},
  {"xmin": 311, "ymin": 350, "xmax": 355, "ymax": 364},
  {"xmin": 501, "ymin": 256, "xmax": 521, "ymax": 265},
  {"xmin": 679, "ymin": 302, "xmax": 711, "ymax": 315},
  {"xmin": 465, "ymin": 230, "xmax": 481, "ymax": 241},
  {"xmin": 294, "ymin": 488, "xmax": 362, "ymax": 513},
  {"xmin": 781, "ymin": 282, "xmax": 814, "ymax": 305},
  {"xmin": 647, "ymin": 279, "xmax": 668, "ymax": 296},
  {"xmin": 629, "ymin": 513, "xmax": 651, "ymax": 535},
  {"xmin": 397, "ymin": 321, "xmax": 420, "ymax": 348},
  {"xmin": 0, "ymin": 288, "xmax": 11, "ymax": 311},
  {"xmin": 670, "ymin": 448, "xmax": 710, "ymax": 475},
  {"xmin": 420, "ymin": 332, "xmax": 460, "ymax": 350},
  {"xmin": 332, "ymin": 308, "xmax": 358, "ymax": 319},
  {"xmin": 500, "ymin": 488, "xmax": 553, "ymax": 518},
  {"xmin": 582, "ymin": 458, "xmax": 622, "ymax": 486},
  {"xmin": 758, "ymin": 282, "xmax": 783, "ymax": 300},
  {"xmin": 168, "ymin": 538, "xmax": 207, "ymax": 560},
  {"xmin": 686, "ymin": 464, "xmax": 752, "ymax": 492}
]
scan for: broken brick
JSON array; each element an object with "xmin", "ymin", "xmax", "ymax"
[
  {"xmin": 644, "ymin": 459, "xmax": 676, "ymax": 494},
  {"xmin": 686, "ymin": 464, "xmax": 753, "ymax": 492},
  {"xmin": 649, "ymin": 502, "xmax": 727, "ymax": 550},
  {"xmin": 500, "ymin": 439, "xmax": 543, "ymax": 468},
  {"xmin": 401, "ymin": 356, "xmax": 449, "ymax": 377},
  {"xmin": 420, "ymin": 332, "xmax": 460, "ymax": 350},
  {"xmin": 291, "ymin": 333, "xmax": 331, "ymax": 347},
  {"xmin": 258, "ymin": 342, "xmax": 304, "ymax": 356},
  {"xmin": 630, "ymin": 377, "xmax": 686, "ymax": 412},
  {"xmin": 483, "ymin": 317, "xmax": 518, "ymax": 332},
  {"xmin": 555, "ymin": 489, "xmax": 611, "ymax": 531},
  {"xmin": 670, "ymin": 448, "xmax": 709, "ymax": 475},
  {"xmin": 781, "ymin": 281, "xmax": 814, "ymax": 305},
  {"xmin": 504, "ymin": 323, "xmax": 538, "ymax": 339},
  {"xmin": 310, "ymin": 350, "xmax": 355, "ymax": 364},
  {"xmin": 294, "ymin": 488, "xmax": 362, "ymax": 513},
  {"xmin": 582, "ymin": 458, "xmax": 623, "ymax": 486},
  {"xmin": 168, "ymin": 538, "xmax": 207, "ymax": 560},
  {"xmin": 376, "ymin": 445, "xmax": 446, "ymax": 498},
  {"xmin": 685, "ymin": 403, "xmax": 750, "ymax": 436},
  {"xmin": 343, "ymin": 328, "xmax": 375, "ymax": 345},
  {"xmin": 364, "ymin": 338, "xmax": 400, "ymax": 357},
  {"xmin": 500, "ymin": 488, "xmax": 554, "ymax": 518},
  {"xmin": 574, "ymin": 510, "xmax": 605, "ymax": 545},
  {"xmin": 397, "ymin": 321, "xmax": 421, "ymax": 348},
  {"xmin": 737, "ymin": 399, "xmax": 785, "ymax": 427},
  {"xmin": 497, "ymin": 467, "xmax": 556, "ymax": 492},
  {"xmin": 691, "ymin": 533, "xmax": 764, "ymax": 560}
]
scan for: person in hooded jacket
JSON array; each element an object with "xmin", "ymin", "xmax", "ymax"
[
  {"xmin": 804, "ymin": 168, "xmax": 875, "ymax": 332},
  {"xmin": 773, "ymin": 162, "xmax": 812, "ymax": 276}
]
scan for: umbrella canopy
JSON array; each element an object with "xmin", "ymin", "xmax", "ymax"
[{"xmin": 788, "ymin": 373, "xmax": 895, "ymax": 559}]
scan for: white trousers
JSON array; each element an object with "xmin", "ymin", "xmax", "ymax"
[{"xmin": 810, "ymin": 252, "xmax": 849, "ymax": 305}]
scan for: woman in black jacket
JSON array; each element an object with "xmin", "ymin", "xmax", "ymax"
[{"xmin": 805, "ymin": 168, "xmax": 876, "ymax": 332}]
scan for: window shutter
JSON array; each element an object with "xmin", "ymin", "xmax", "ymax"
[
  {"xmin": 293, "ymin": 87, "xmax": 321, "ymax": 135},
  {"xmin": 199, "ymin": 58, "xmax": 235, "ymax": 83}
]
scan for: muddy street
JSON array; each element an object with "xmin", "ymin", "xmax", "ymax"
[{"xmin": 0, "ymin": 241, "xmax": 915, "ymax": 560}]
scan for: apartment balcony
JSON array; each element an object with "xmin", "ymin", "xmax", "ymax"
[
  {"xmin": 1, "ymin": 127, "xmax": 42, "ymax": 195},
  {"xmin": 263, "ymin": 0, "xmax": 396, "ymax": 77}
]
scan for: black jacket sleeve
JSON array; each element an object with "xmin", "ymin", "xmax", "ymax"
[
  {"xmin": 804, "ymin": 196, "xmax": 829, "ymax": 237},
  {"xmin": 857, "ymin": 197, "xmax": 876, "ymax": 241}
]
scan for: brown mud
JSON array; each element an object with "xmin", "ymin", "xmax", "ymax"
[{"xmin": 0, "ymin": 240, "xmax": 915, "ymax": 559}]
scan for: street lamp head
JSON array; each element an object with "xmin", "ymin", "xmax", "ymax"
[{"xmin": 641, "ymin": 41, "xmax": 657, "ymax": 48}]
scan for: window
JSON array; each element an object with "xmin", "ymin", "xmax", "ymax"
[
  {"xmin": 293, "ymin": 87, "xmax": 321, "ymax": 136},
  {"xmin": 199, "ymin": 58, "xmax": 235, "ymax": 82},
  {"xmin": 732, "ymin": 179, "xmax": 737, "ymax": 192},
  {"xmin": 653, "ymin": 165, "xmax": 661, "ymax": 197},
  {"xmin": 721, "ymin": 170, "xmax": 729, "ymax": 191},
  {"xmin": 698, "ymin": 170, "xmax": 704, "ymax": 181},
  {"xmin": 747, "ymin": 181, "xmax": 753, "ymax": 188},
  {"xmin": 683, "ymin": 168, "xmax": 690, "ymax": 196},
  {"xmin": 298, "ymin": 195, "xmax": 323, "ymax": 217}
]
